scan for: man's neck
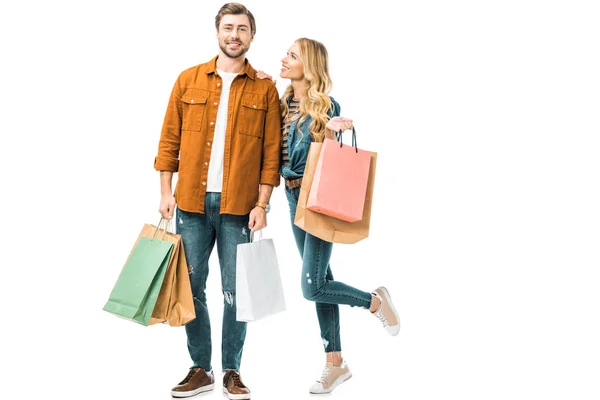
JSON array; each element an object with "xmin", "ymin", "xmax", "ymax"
[{"xmin": 216, "ymin": 53, "xmax": 245, "ymax": 74}]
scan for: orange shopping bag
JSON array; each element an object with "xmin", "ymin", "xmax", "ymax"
[{"xmin": 306, "ymin": 128, "xmax": 371, "ymax": 222}]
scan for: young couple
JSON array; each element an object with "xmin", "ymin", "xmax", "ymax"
[{"xmin": 154, "ymin": 3, "xmax": 400, "ymax": 399}]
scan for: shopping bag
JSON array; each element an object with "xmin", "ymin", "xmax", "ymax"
[
  {"xmin": 295, "ymin": 141, "xmax": 377, "ymax": 244},
  {"xmin": 104, "ymin": 219, "xmax": 195, "ymax": 327},
  {"xmin": 103, "ymin": 224, "xmax": 174, "ymax": 326},
  {"xmin": 307, "ymin": 129, "xmax": 371, "ymax": 222},
  {"xmin": 236, "ymin": 231, "xmax": 286, "ymax": 322},
  {"xmin": 161, "ymin": 229, "xmax": 196, "ymax": 327},
  {"xmin": 143, "ymin": 221, "xmax": 195, "ymax": 326}
]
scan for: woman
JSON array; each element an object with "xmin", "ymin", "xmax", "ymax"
[{"xmin": 270, "ymin": 38, "xmax": 400, "ymax": 394}]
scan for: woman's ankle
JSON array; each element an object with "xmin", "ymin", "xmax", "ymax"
[
  {"xmin": 326, "ymin": 351, "xmax": 343, "ymax": 367},
  {"xmin": 369, "ymin": 294, "xmax": 381, "ymax": 313}
]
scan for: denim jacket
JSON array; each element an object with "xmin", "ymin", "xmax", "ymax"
[{"xmin": 280, "ymin": 96, "xmax": 341, "ymax": 180}]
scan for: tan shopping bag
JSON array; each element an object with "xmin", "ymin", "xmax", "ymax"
[
  {"xmin": 294, "ymin": 142, "xmax": 377, "ymax": 244},
  {"xmin": 127, "ymin": 220, "xmax": 196, "ymax": 326}
]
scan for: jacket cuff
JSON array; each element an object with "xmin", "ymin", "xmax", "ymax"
[
  {"xmin": 154, "ymin": 157, "xmax": 179, "ymax": 172},
  {"xmin": 260, "ymin": 171, "xmax": 281, "ymax": 187}
]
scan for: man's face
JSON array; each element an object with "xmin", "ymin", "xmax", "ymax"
[{"xmin": 217, "ymin": 14, "xmax": 253, "ymax": 59}]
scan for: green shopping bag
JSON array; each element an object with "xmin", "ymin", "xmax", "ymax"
[{"xmin": 103, "ymin": 235, "xmax": 174, "ymax": 326}]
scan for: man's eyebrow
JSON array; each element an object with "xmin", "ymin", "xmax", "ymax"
[{"xmin": 222, "ymin": 23, "xmax": 249, "ymax": 28}]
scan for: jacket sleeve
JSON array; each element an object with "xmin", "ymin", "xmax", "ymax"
[
  {"xmin": 260, "ymin": 83, "xmax": 282, "ymax": 187},
  {"xmin": 328, "ymin": 96, "xmax": 341, "ymax": 118},
  {"xmin": 154, "ymin": 75, "xmax": 183, "ymax": 172}
]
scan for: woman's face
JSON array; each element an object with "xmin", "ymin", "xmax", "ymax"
[{"xmin": 280, "ymin": 42, "xmax": 304, "ymax": 80}]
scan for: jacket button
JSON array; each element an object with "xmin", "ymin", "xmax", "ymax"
[
  {"xmin": 204, "ymin": 162, "xmax": 208, "ymax": 166},
  {"xmin": 253, "ymin": 104, "xmax": 257, "ymax": 108},
  {"xmin": 210, "ymin": 121, "xmax": 214, "ymax": 126},
  {"xmin": 214, "ymin": 102, "xmax": 218, "ymax": 105},
  {"xmin": 207, "ymin": 142, "xmax": 211, "ymax": 146},
  {"xmin": 191, "ymin": 99, "xmax": 195, "ymax": 103},
  {"xmin": 217, "ymin": 83, "xmax": 221, "ymax": 87},
  {"xmin": 202, "ymin": 181, "xmax": 206, "ymax": 186}
]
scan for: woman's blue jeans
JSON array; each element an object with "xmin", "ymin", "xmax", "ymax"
[{"xmin": 285, "ymin": 186, "xmax": 372, "ymax": 352}]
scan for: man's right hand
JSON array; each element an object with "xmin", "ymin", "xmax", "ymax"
[{"xmin": 159, "ymin": 194, "xmax": 176, "ymax": 220}]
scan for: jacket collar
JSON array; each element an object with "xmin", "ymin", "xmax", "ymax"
[{"xmin": 206, "ymin": 55, "xmax": 255, "ymax": 80}]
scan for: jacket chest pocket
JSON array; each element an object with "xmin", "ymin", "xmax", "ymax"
[
  {"xmin": 238, "ymin": 94, "xmax": 267, "ymax": 138},
  {"xmin": 181, "ymin": 89, "xmax": 208, "ymax": 131}
]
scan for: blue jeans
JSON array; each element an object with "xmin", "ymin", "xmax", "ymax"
[
  {"xmin": 176, "ymin": 193, "xmax": 251, "ymax": 372},
  {"xmin": 285, "ymin": 186, "xmax": 373, "ymax": 353}
]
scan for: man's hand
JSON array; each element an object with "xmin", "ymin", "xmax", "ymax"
[
  {"xmin": 256, "ymin": 70, "xmax": 276, "ymax": 85},
  {"xmin": 248, "ymin": 206, "xmax": 267, "ymax": 232},
  {"xmin": 159, "ymin": 194, "xmax": 176, "ymax": 220}
]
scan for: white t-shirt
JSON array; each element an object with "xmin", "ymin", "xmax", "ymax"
[{"xmin": 206, "ymin": 69, "xmax": 238, "ymax": 192}]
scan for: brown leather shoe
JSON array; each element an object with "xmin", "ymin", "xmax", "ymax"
[
  {"xmin": 171, "ymin": 367, "xmax": 214, "ymax": 398},
  {"xmin": 222, "ymin": 370, "xmax": 251, "ymax": 399}
]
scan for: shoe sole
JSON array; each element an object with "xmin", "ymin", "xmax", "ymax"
[
  {"xmin": 378, "ymin": 286, "xmax": 400, "ymax": 336},
  {"xmin": 171, "ymin": 383, "xmax": 214, "ymax": 397},
  {"xmin": 309, "ymin": 371, "xmax": 352, "ymax": 394},
  {"xmin": 222, "ymin": 386, "xmax": 251, "ymax": 400}
]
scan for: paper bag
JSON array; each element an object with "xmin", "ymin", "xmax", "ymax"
[
  {"xmin": 104, "ymin": 220, "xmax": 195, "ymax": 327},
  {"xmin": 142, "ymin": 222, "xmax": 195, "ymax": 326},
  {"xmin": 295, "ymin": 142, "xmax": 377, "ymax": 244},
  {"xmin": 307, "ymin": 137, "xmax": 371, "ymax": 222},
  {"xmin": 103, "ymin": 235, "xmax": 173, "ymax": 326},
  {"xmin": 236, "ymin": 232, "xmax": 286, "ymax": 322}
]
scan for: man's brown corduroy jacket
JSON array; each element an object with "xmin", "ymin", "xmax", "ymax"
[{"xmin": 154, "ymin": 56, "xmax": 281, "ymax": 215}]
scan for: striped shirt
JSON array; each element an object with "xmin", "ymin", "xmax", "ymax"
[{"xmin": 281, "ymin": 99, "xmax": 300, "ymax": 168}]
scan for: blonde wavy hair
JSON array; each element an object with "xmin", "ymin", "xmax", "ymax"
[{"xmin": 281, "ymin": 38, "xmax": 332, "ymax": 142}]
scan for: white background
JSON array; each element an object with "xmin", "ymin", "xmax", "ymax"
[{"xmin": 1, "ymin": 0, "xmax": 599, "ymax": 399}]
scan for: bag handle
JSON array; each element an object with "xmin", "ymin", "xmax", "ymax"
[
  {"xmin": 152, "ymin": 217, "xmax": 172, "ymax": 241},
  {"xmin": 249, "ymin": 229, "xmax": 263, "ymax": 243},
  {"xmin": 334, "ymin": 127, "xmax": 359, "ymax": 153}
]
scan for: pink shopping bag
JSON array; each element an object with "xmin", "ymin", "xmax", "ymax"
[{"xmin": 306, "ymin": 129, "xmax": 371, "ymax": 222}]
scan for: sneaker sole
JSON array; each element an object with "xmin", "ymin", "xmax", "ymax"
[
  {"xmin": 222, "ymin": 386, "xmax": 251, "ymax": 400},
  {"xmin": 171, "ymin": 383, "xmax": 214, "ymax": 397},
  {"xmin": 309, "ymin": 371, "xmax": 352, "ymax": 394},
  {"xmin": 378, "ymin": 286, "xmax": 400, "ymax": 336}
]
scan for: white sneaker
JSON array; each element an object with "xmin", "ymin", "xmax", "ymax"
[
  {"xmin": 372, "ymin": 286, "xmax": 400, "ymax": 336},
  {"xmin": 309, "ymin": 361, "xmax": 352, "ymax": 394}
]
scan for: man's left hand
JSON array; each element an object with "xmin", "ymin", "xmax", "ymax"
[{"xmin": 248, "ymin": 207, "xmax": 267, "ymax": 232}]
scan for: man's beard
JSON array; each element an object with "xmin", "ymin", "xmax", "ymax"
[{"xmin": 219, "ymin": 42, "xmax": 248, "ymax": 59}]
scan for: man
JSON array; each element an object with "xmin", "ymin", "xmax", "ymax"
[{"xmin": 154, "ymin": 3, "xmax": 281, "ymax": 399}]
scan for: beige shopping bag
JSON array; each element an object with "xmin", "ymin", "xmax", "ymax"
[
  {"xmin": 294, "ymin": 142, "xmax": 377, "ymax": 244},
  {"xmin": 126, "ymin": 220, "xmax": 196, "ymax": 326}
]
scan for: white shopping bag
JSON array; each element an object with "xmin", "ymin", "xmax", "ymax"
[{"xmin": 236, "ymin": 231, "xmax": 286, "ymax": 322}]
